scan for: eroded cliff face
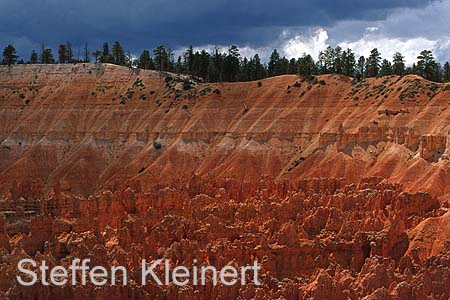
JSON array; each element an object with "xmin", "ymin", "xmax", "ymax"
[{"xmin": 1, "ymin": 64, "xmax": 450, "ymax": 299}]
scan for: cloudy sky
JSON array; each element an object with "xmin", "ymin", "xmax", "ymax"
[{"xmin": 1, "ymin": 0, "xmax": 449, "ymax": 64}]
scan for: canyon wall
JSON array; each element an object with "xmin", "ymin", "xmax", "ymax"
[{"xmin": 1, "ymin": 64, "xmax": 450, "ymax": 299}]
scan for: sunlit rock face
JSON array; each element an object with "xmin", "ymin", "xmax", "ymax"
[{"xmin": 1, "ymin": 64, "xmax": 450, "ymax": 299}]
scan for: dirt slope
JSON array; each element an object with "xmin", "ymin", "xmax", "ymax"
[{"xmin": 2, "ymin": 64, "xmax": 450, "ymax": 196}]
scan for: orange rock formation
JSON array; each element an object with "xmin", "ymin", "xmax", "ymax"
[{"xmin": 1, "ymin": 64, "xmax": 450, "ymax": 299}]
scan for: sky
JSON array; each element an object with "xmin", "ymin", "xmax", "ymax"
[{"xmin": 0, "ymin": 0, "xmax": 449, "ymax": 64}]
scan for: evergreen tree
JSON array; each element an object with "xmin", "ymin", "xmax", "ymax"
[
  {"xmin": 138, "ymin": 50, "xmax": 153, "ymax": 69},
  {"xmin": 30, "ymin": 50, "xmax": 38, "ymax": 64},
  {"xmin": 184, "ymin": 46, "xmax": 194, "ymax": 74},
  {"xmin": 9, "ymin": 40, "xmax": 450, "ymax": 83},
  {"xmin": 2, "ymin": 44, "xmax": 18, "ymax": 65},
  {"xmin": 416, "ymin": 50, "xmax": 439, "ymax": 81},
  {"xmin": 288, "ymin": 58, "xmax": 297, "ymax": 74},
  {"xmin": 268, "ymin": 49, "xmax": 281, "ymax": 77},
  {"xmin": 102, "ymin": 42, "xmax": 113, "ymax": 63},
  {"xmin": 341, "ymin": 48, "xmax": 356, "ymax": 77},
  {"xmin": 392, "ymin": 52, "xmax": 405, "ymax": 76},
  {"xmin": 379, "ymin": 59, "xmax": 393, "ymax": 76},
  {"xmin": 318, "ymin": 46, "xmax": 335, "ymax": 74},
  {"xmin": 153, "ymin": 45, "xmax": 173, "ymax": 72},
  {"xmin": 239, "ymin": 57, "xmax": 251, "ymax": 82},
  {"xmin": 191, "ymin": 51, "xmax": 201, "ymax": 78},
  {"xmin": 298, "ymin": 54, "xmax": 316, "ymax": 78},
  {"xmin": 317, "ymin": 46, "xmax": 346, "ymax": 75},
  {"xmin": 111, "ymin": 41, "xmax": 126, "ymax": 65},
  {"xmin": 279, "ymin": 57, "xmax": 289, "ymax": 75},
  {"xmin": 253, "ymin": 54, "xmax": 265, "ymax": 80},
  {"xmin": 102, "ymin": 42, "xmax": 109, "ymax": 57},
  {"xmin": 41, "ymin": 48, "xmax": 55, "ymax": 64},
  {"xmin": 66, "ymin": 42, "xmax": 73, "ymax": 63},
  {"xmin": 443, "ymin": 62, "xmax": 450, "ymax": 82},
  {"xmin": 223, "ymin": 45, "xmax": 240, "ymax": 82},
  {"xmin": 365, "ymin": 48, "xmax": 381, "ymax": 77},
  {"xmin": 199, "ymin": 50, "xmax": 210, "ymax": 80},
  {"xmin": 333, "ymin": 46, "xmax": 343, "ymax": 74},
  {"xmin": 58, "ymin": 44, "xmax": 67, "ymax": 63},
  {"xmin": 175, "ymin": 56, "xmax": 183, "ymax": 74},
  {"xmin": 207, "ymin": 47, "xmax": 223, "ymax": 82}
]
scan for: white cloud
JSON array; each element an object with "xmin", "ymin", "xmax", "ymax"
[
  {"xmin": 174, "ymin": 28, "xmax": 330, "ymax": 63},
  {"xmin": 280, "ymin": 0, "xmax": 450, "ymax": 63},
  {"xmin": 174, "ymin": 44, "xmax": 274, "ymax": 62},
  {"xmin": 282, "ymin": 28, "xmax": 329, "ymax": 59},
  {"xmin": 173, "ymin": 0, "xmax": 450, "ymax": 65},
  {"xmin": 365, "ymin": 26, "xmax": 379, "ymax": 33},
  {"xmin": 334, "ymin": 0, "xmax": 450, "ymax": 64},
  {"xmin": 338, "ymin": 36, "xmax": 437, "ymax": 65}
]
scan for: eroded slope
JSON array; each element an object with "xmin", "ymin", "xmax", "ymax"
[{"xmin": 1, "ymin": 64, "xmax": 450, "ymax": 299}]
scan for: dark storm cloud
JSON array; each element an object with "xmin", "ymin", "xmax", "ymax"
[{"xmin": 0, "ymin": 0, "xmax": 437, "ymax": 58}]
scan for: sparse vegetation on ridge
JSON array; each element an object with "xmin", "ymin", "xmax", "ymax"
[{"xmin": 2, "ymin": 42, "xmax": 450, "ymax": 83}]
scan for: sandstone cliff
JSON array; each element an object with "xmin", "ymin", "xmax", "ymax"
[{"xmin": 1, "ymin": 64, "xmax": 450, "ymax": 299}]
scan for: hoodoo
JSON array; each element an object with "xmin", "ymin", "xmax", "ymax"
[{"xmin": 1, "ymin": 64, "xmax": 450, "ymax": 299}]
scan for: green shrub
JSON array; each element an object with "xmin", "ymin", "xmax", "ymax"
[{"xmin": 153, "ymin": 141, "xmax": 162, "ymax": 149}]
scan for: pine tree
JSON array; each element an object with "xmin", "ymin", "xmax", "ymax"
[
  {"xmin": 207, "ymin": 47, "xmax": 223, "ymax": 82},
  {"xmin": 153, "ymin": 45, "xmax": 173, "ymax": 72},
  {"xmin": 279, "ymin": 57, "xmax": 289, "ymax": 75},
  {"xmin": 341, "ymin": 48, "xmax": 356, "ymax": 77},
  {"xmin": 417, "ymin": 50, "xmax": 439, "ymax": 81},
  {"xmin": 379, "ymin": 59, "xmax": 393, "ymax": 76},
  {"xmin": 191, "ymin": 51, "xmax": 201, "ymax": 78},
  {"xmin": 253, "ymin": 54, "xmax": 265, "ymax": 80},
  {"xmin": 239, "ymin": 57, "xmax": 250, "ymax": 82},
  {"xmin": 138, "ymin": 50, "xmax": 153, "ymax": 69},
  {"xmin": 288, "ymin": 58, "xmax": 297, "ymax": 74},
  {"xmin": 30, "ymin": 50, "xmax": 38, "ymax": 64},
  {"xmin": 365, "ymin": 48, "xmax": 381, "ymax": 77},
  {"xmin": 443, "ymin": 62, "xmax": 450, "ymax": 82},
  {"xmin": 41, "ymin": 48, "xmax": 55, "ymax": 64},
  {"xmin": 318, "ymin": 46, "xmax": 336, "ymax": 74},
  {"xmin": 58, "ymin": 44, "xmax": 67, "ymax": 63},
  {"xmin": 102, "ymin": 42, "xmax": 113, "ymax": 63},
  {"xmin": 268, "ymin": 49, "xmax": 281, "ymax": 77},
  {"xmin": 103, "ymin": 42, "xmax": 109, "ymax": 57},
  {"xmin": 111, "ymin": 41, "xmax": 125, "ymax": 65},
  {"xmin": 392, "ymin": 52, "xmax": 405, "ymax": 76},
  {"xmin": 175, "ymin": 56, "xmax": 183, "ymax": 74},
  {"xmin": 334, "ymin": 46, "xmax": 343, "ymax": 74},
  {"xmin": 223, "ymin": 45, "xmax": 240, "ymax": 82},
  {"xmin": 199, "ymin": 50, "xmax": 210, "ymax": 80},
  {"xmin": 298, "ymin": 54, "xmax": 316, "ymax": 79},
  {"xmin": 2, "ymin": 44, "xmax": 18, "ymax": 65},
  {"xmin": 184, "ymin": 46, "xmax": 194, "ymax": 74}
]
